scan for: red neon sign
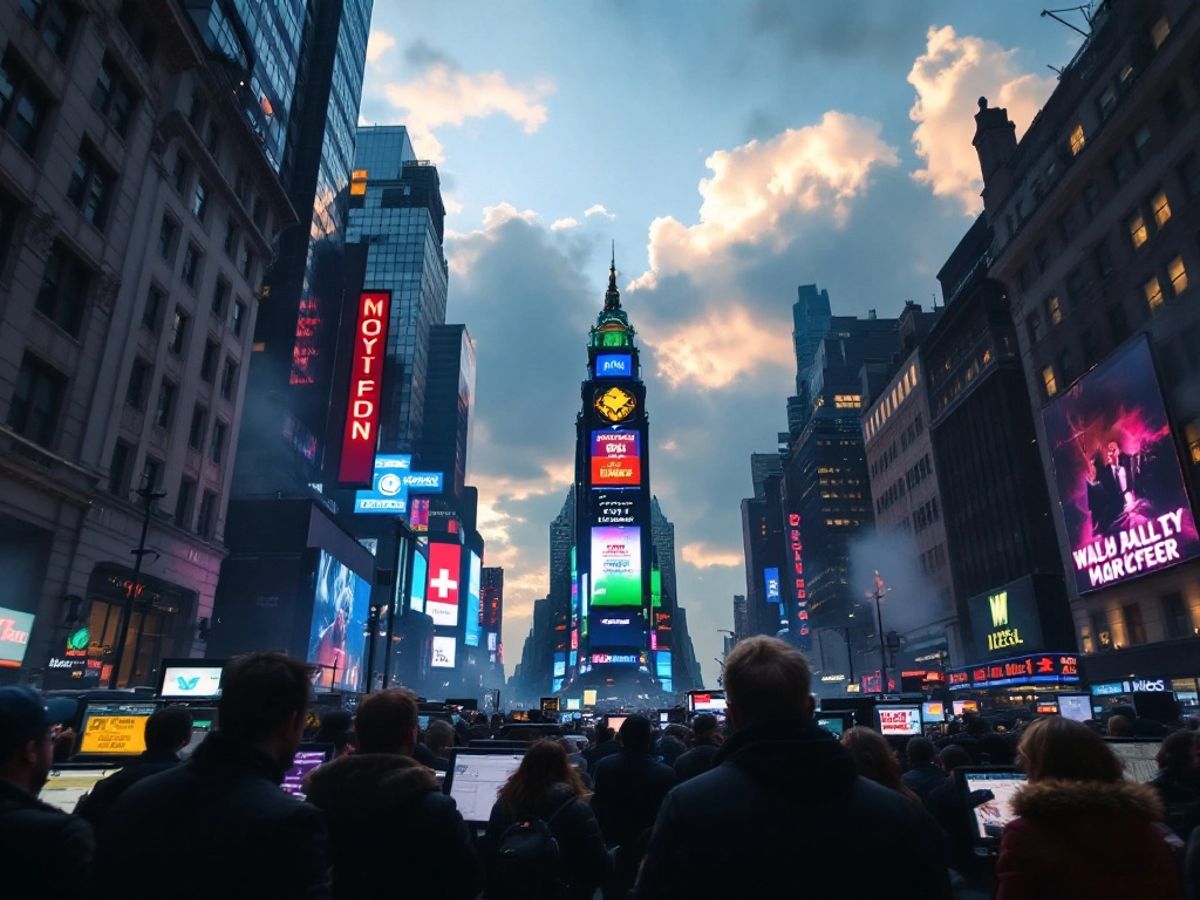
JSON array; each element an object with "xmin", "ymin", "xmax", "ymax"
[{"xmin": 338, "ymin": 291, "xmax": 390, "ymax": 483}]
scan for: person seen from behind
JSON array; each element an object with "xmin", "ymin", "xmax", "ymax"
[
  {"xmin": 424, "ymin": 718, "xmax": 457, "ymax": 770},
  {"xmin": 901, "ymin": 736, "xmax": 947, "ymax": 807},
  {"xmin": 304, "ymin": 688, "xmax": 481, "ymax": 900},
  {"xmin": 673, "ymin": 714, "xmax": 722, "ymax": 783},
  {"xmin": 75, "ymin": 705, "xmax": 193, "ymax": 828},
  {"xmin": 92, "ymin": 652, "xmax": 330, "ymax": 900},
  {"xmin": 634, "ymin": 637, "xmax": 948, "ymax": 900},
  {"xmin": 995, "ymin": 716, "xmax": 1180, "ymax": 899},
  {"xmin": 842, "ymin": 726, "xmax": 923, "ymax": 807},
  {"xmin": 484, "ymin": 738, "xmax": 610, "ymax": 900},
  {"xmin": 0, "ymin": 687, "xmax": 91, "ymax": 900},
  {"xmin": 1150, "ymin": 729, "xmax": 1200, "ymax": 840}
]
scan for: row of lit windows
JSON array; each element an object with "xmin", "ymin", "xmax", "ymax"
[{"xmin": 864, "ymin": 363, "xmax": 919, "ymax": 440}]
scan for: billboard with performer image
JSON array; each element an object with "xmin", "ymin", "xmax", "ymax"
[
  {"xmin": 1041, "ymin": 335, "xmax": 1200, "ymax": 594},
  {"xmin": 308, "ymin": 552, "xmax": 371, "ymax": 690}
]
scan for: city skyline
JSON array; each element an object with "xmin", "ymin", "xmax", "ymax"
[{"xmin": 361, "ymin": 1, "xmax": 1085, "ymax": 683}]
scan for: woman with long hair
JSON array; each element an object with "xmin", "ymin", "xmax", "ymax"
[
  {"xmin": 996, "ymin": 716, "xmax": 1180, "ymax": 899},
  {"xmin": 841, "ymin": 727, "xmax": 922, "ymax": 806},
  {"xmin": 484, "ymin": 739, "xmax": 610, "ymax": 900}
]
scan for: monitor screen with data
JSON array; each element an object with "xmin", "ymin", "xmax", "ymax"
[
  {"xmin": 40, "ymin": 767, "xmax": 122, "ymax": 813},
  {"xmin": 443, "ymin": 751, "xmax": 526, "ymax": 823}
]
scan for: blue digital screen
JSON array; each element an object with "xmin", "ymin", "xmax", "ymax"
[
  {"xmin": 409, "ymin": 551, "xmax": 427, "ymax": 614},
  {"xmin": 595, "ymin": 354, "xmax": 632, "ymax": 378},
  {"xmin": 464, "ymin": 552, "xmax": 482, "ymax": 647},
  {"xmin": 764, "ymin": 567, "xmax": 782, "ymax": 604}
]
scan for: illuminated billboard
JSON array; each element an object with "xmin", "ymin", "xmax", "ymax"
[
  {"xmin": 353, "ymin": 454, "xmax": 410, "ymax": 514},
  {"xmin": 409, "ymin": 497, "xmax": 430, "ymax": 531},
  {"xmin": 786, "ymin": 514, "xmax": 811, "ymax": 648},
  {"xmin": 308, "ymin": 551, "xmax": 370, "ymax": 690},
  {"xmin": 1041, "ymin": 336, "xmax": 1200, "ymax": 594},
  {"xmin": 590, "ymin": 609, "xmax": 644, "ymax": 648},
  {"xmin": 0, "ymin": 606, "xmax": 33, "ymax": 668},
  {"xmin": 590, "ymin": 430, "xmax": 641, "ymax": 487},
  {"xmin": 431, "ymin": 635, "xmax": 457, "ymax": 669},
  {"xmin": 764, "ymin": 567, "xmax": 782, "ymax": 604},
  {"xmin": 595, "ymin": 354, "xmax": 633, "ymax": 378},
  {"xmin": 590, "ymin": 526, "xmax": 642, "ymax": 607},
  {"xmin": 594, "ymin": 492, "xmax": 636, "ymax": 526},
  {"xmin": 553, "ymin": 651, "xmax": 566, "ymax": 678},
  {"xmin": 426, "ymin": 542, "xmax": 462, "ymax": 627},
  {"xmin": 656, "ymin": 650, "xmax": 672, "ymax": 679},
  {"xmin": 465, "ymin": 552, "xmax": 482, "ymax": 647},
  {"xmin": 409, "ymin": 550, "xmax": 427, "ymax": 614},
  {"xmin": 338, "ymin": 291, "xmax": 390, "ymax": 484},
  {"xmin": 651, "ymin": 567, "xmax": 661, "ymax": 608}
]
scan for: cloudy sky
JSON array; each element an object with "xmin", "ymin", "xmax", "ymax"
[{"xmin": 361, "ymin": 1, "xmax": 1084, "ymax": 685}]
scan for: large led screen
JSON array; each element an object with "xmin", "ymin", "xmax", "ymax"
[
  {"xmin": 431, "ymin": 635, "xmax": 457, "ymax": 669},
  {"xmin": 1041, "ymin": 337, "xmax": 1200, "ymax": 594},
  {"xmin": 426, "ymin": 542, "xmax": 462, "ymax": 627},
  {"xmin": 409, "ymin": 550, "xmax": 427, "ymax": 614},
  {"xmin": 308, "ymin": 551, "xmax": 371, "ymax": 690},
  {"xmin": 590, "ymin": 430, "xmax": 641, "ymax": 487},
  {"xmin": 465, "ymin": 551, "xmax": 482, "ymax": 647},
  {"xmin": 590, "ymin": 526, "xmax": 642, "ymax": 607},
  {"xmin": 590, "ymin": 609, "xmax": 644, "ymax": 648}
]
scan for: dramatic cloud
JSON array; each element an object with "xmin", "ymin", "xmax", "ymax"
[
  {"xmin": 681, "ymin": 543, "xmax": 745, "ymax": 569},
  {"xmin": 646, "ymin": 305, "xmax": 794, "ymax": 390},
  {"xmin": 551, "ymin": 217, "xmax": 580, "ymax": 231},
  {"xmin": 375, "ymin": 42, "xmax": 553, "ymax": 162},
  {"xmin": 630, "ymin": 111, "xmax": 899, "ymax": 290},
  {"xmin": 584, "ymin": 204, "xmax": 616, "ymax": 220},
  {"xmin": 908, "ymin": 25, "xmax": 1056, "ymax": 214},
  {"xmin": 365, "ymin": 30, "xmax": 396, "ymax": 63}
]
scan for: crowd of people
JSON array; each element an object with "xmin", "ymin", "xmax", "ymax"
[{"xmin": 2, "ymin": 638, "xmax": 1200, "ymax": 898}]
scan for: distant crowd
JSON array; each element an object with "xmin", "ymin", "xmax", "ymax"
[{"xmin": 2, "ymin": 637, "xmax": 1200, "ymax": 899}]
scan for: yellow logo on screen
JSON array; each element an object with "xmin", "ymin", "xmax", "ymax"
[
  {"xmin": 80, "ymin": 715, "xmax": 147, "ymax": 755},
  {"xmin": 594, "ymin": 387, "xmax": 636, "ymax": 423}
]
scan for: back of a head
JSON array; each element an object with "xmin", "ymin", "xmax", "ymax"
[
  {"xmin": 906, "ymin": 736, "xmax": 937, "ymax": 767},
  {"xmin": 217, "ymin": 652, "xmax": 311, "ymax": 742},
  {"xmin": 315, "ymin": 710, "xmax": 353, "ymax": 741},
  {"xmin": 691, "ymin": 714, "xmax": 718, "ymax": 743},
  {"xmin": 597, "ymin": 725, "xmax": 614, "ymax": 743},
  {"xmin": 964, "ymin": 715, "xmax": 989, "ymax": 737},
  {"xmin": 425, "ymin": 720, "xmax": 456, "ymax": 753},
  {"xmin": 940, "ymin": 744, "xmax": 971, "ymax": 773},
  {"xmin": 145, "ymin": 706, "xmax": 194, "ymax": 754},
  {"xmin": 1019, "ymin": 716, "xmax": 1123, "ymax": 783},
  {"xmin": 619, "ymin": 715, "xmax": 653, "ymax": 754},
  {"xmin": 722, "ymin": 636, "xmax": 812, "ymax": 727},
  {"xmin": 1107, "ymin": 714, "xmax": 1134, "ymax": 737},
  {"xmin": 500, "ymin": 738, "xmax": 584, "ymax": 811},
  {"xmin": 1156, "ymin": 729, "xmax": 1196, "ymax": 773},
  {"xmin": 842, "ymin": 726, "xmax": 906, "ymax": 793},
  {"xmin": 354, "ymin": 689, "xmax": 418, "ymax": 755}
]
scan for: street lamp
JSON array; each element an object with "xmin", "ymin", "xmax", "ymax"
[
  {"xmin": 108, "ymin": 485, "xmax": 167, "ymax": 688},
  {"xmin": 865, "ymin": 570, "xmax": 891, "ymax": 695}
]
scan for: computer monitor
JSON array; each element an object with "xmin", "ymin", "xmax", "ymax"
[
  {"xmin": 606, "ymin": 716, "xmax": 628, "ymax": 734},
  {"xmin": 687, "ymin": 691, "xmax": 727, "ymax": 713},
  {"xmin": 921, "ymin": 702, "xmax": 946, "ymax": 723},
  {"xmin": 443, "ymin": 749, "xmax": 527, "ymax": 824},
  {"xmin": 1106, "ymin": 739, "xmax": 1163, "ymax": 783},
  {"xmin": 816, "ymin": 713, "xmax": 849, "ymax": 738},
  {"xmin": 1056, "ymin": 694, "xmax": 1092, "ymax": 723},
  {"xmin": 40, "ymin": 765, "xmax": 123, "ymax": 813},
  {"xmin": 1034, "ymin": 701, "xmax": 1059, "ymax": 716},
  {"xmin": 76, "ymin": 702, "xmax": 158, "ymax": 757},
  {"xmin": 180, "ymin": 710, "xmax": 216, "ymax": 759},
  {"xmin": 281, "ymin": 743, "xmax": 333, "ymax": 800},
  {"xmin": 957, "ymin": 767, "xmax": 1027, "ymax": 843},
  {"xmin": 952, "ymin": 700, "xmax": 979, "ymax": 717},
  {"xmin": 157, "ymin": 659, "xmax": 225, "ymax": 700},
  {"xmin": 875, "ymin": 705, "xmax": 922, "ymax": 737},
  {"xmin": 659, "ymin": 712, "xmax": 669, "ymax": 724}
]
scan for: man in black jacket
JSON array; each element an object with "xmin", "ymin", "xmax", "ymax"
[
  {"xmin": 303, "ymin": 688, "xmax": 481, "ymax": 900},
  {"xmin": 901, "ymin": 736, "xmax": 947, "ymax": 808},
  {"xmin": 93, "ymin": 652, "xmax": 330, "ymax": 900},
  {"xmin": 633, "ymin": 637, "xmax": 949, "ymax": 900},
  {"xmin": 75, "ymin": 705, "xmax": 193, "ymax": 827},
  {"xmin": 584, "ymin": 723, "xmax": 621, "ymax": 769},
  {"xmin": 0, "ymin": 687, "xmax": 91, "ymax": 899},
  {"xmin": 673, "ymin": 714, "xmax": 722, "ymax": 782}
]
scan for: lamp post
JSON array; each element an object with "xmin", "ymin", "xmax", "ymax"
[
  {"xmin": 865, "ymin": 570, "xmax": 891, "ymax": 695},
  {"xmin": 107, "ymin": 485, "xmax": 166, "ymax": 688}
]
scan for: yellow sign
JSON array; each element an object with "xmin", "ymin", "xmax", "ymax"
[
  {"xmin": 989, "ymin": 591, "xmax": 1009, "ymax": 627},
  {"xmin": 350, "ymin": 169, "xmax": 368, "ymax": 196},
  {"xmin": 80, "ymin": 715, "xmax": 147, "ymax": 755},
  {"xmin": 986, "ymin": 590, "xmax": 1023, "ymax": 652},
  {"xmin": 583, "ymin": 689, "xmax": 598, "ymax": 707},
  {"xmin": 594, "ymin": 386, "xmax": 636, "ymax": 423}
]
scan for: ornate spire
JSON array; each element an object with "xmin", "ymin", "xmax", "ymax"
[{"xmin": 605, "ymin": 241, "xmax": 621, "ymax": 311}]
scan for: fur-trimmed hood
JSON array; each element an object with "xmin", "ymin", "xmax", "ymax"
[
  {"xmin": 303, "ymin": 752, "xmax": 438, "ymax": 816},
  {"xmin": 1012, "ymin": 778, "xmax": 1164, "ymax": 822}
]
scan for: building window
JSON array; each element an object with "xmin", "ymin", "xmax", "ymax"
[
  {"xmin": 90, "ymin": 55, "xmax": 137, "ymax": 137},
  {"xmin": 20, "ymin": 0, "xmax": 77, "ymax": 58},
  {"xmin": 219, "ymin": 359, "xmax": 237, "ymax": 400},
  {"xmin": 0, "ymin": 50, "xmax": 50, "ymax": 154},
  {"xmin": 142, "ymin": 285, "xmax": 163, "ymax": 331},
  {"xmin": 197, "ymin": 490, "xmax": 217, "ymax": 539},
  {"xmin": 188, "ymin": 405, "xmax": 207, "ymax": 450},
  {"xmin": 1127, "ymin": 212, "xmax": 1148, "ymax": 249},
  {"xmin": 171, "ymin": 153, "xmax": 190, "ymax": 194},
  {"xmin": 1107, "ymin": 302, "xmax": 1129, "ymax": 342},
  {"xmin": 204, "ymin": 120, "xmax": 220, "ymax": 159},
  {"xmin": 1083, "ymin": 181, "xmax": 1102, "ymax": 218},
  {"xmin": 1090, "ymin": 611, "xmax": 1112, "ymax": 651},
  {"xmin": 1026, "ymin": 312, "xmax": 1043, "ymax": 345},
  {"xmin": 125, "ymin": 358, "xmax": 149, "ymax": 409},
  {"xmin": 141, "ymin": 455, "xmax": 162, "ymax": 491},
  {"xmin": 223, "ymin": 220, "xmax": 239, "ymax": 257},
  {"xmin": 1167, "ymin": 256, "xmax": 1188, "ymax": 296},
  {"xmin": 1151, "ymin": 190, "xmax": 1172, "ymax": 228},
  {"xmin": 168, "ymin": 308, "xmax": 188, "ymax": 355},
  {"xmin": 1068, "ymin": 123, "xmax": 1085, "ymax": 156},
  {"xmin": 1096, "ymin": 85, "xmax": 1117, "ymax": 121},
  {"xmin": 1093, "ymin": 240, "xmax": 1113, "ymax": 278},
  {"xmin": 116, "ymin": 1, "xmax": 157, "ymax": 61},
  {"xmin": 174, "ymin": 478, "xmax": 195, "ymax": 529},
  {"xmin": 1186, "ymin": 420, "xmax": 1200, "ymax": 465},
  {"xmin": 153, "ymin": 380, "xmax": 176, "ymax": 429},
  {"xmin": 200, "ymin": 340, "xmax": 218, "ymax": 382},
  {"xmin": 1045, "ymin": 295, "xmax": 1063, "ymax": 326},
  {"xmin": 66, "ymin": 141, "xmax": 116, "ymax": 229},
  {"xmin": 1057, "ymin": 350, "xmax": 1074, "ymax": 384},
  {"xmin": 211, "ymin": 278, "xmax": 229, "ymax": 318},
  {"xmin": 1150, "ymin": 16, "xmax": 1170, "ymax": 50},
  {"xmin": 1034, "ymin": 239, "xmax": 1050, "ymax": 273},
  {"xmin": 209, "ymin": 420, "xmax": 227, "ymax": 463},
  {"xmin": 238, "ymin": 245, "xmax": 253, "ymax": 280},
  {"xmin": 1080, "ymin": 327, "xmax": 1098, "ymax": 367},
  {"xmin": 1121, "ymin": 602, "xmax": 1147, "ymax": 645},
  {"xmin": 158, "ymin": 215, "xmax": 178, "ymax": 262},
  {"xmin": 191, "ymin": 182, "xmax": 209, "ymax": 223},
  {"xmin": 1180, "ymin": 153, "xmax": 1200, "ymax": 200},
  {"xmin": 108, "ymin": 440, "xmax": 132, "ymax": 497},
  {"xmin": 181, "ymin": 243, "xmax": 202, "ymax": 289},
  {"xmin": 1131, "ymin": 123, "xmax": 1152, "ymax": 163},
  {"xmin": 1161, "ymin": 592, "xmax": 1190, "ymax": 639},
  {"xmin": 1066, "ymin": 268, "xmax": 1088, "ymax": 303},
  {"xmin": 231, "ymin": 299, "xmax": 247, "ymax": 337},
  {"xmin": 1161, "ymin": 84, "xmax": 1186, "ymax": 124},
  {"xmin": 1110, "ymin": 145, "xmax": 1135, "ymax": 186},
  {"xmin": 1144, "ymin": 276, "xmax": 1165, "ymax": 313},
  {"xmin": 6, "ymin": 352, "xmax": 65, "ymax": 447},
  {"xmin": 36, "ymin": 242, "xmax": 90, "ymax": 336},
  {"xmin": 1042, "ymin": 365, "xmax": 1058, "ymax": 398}
]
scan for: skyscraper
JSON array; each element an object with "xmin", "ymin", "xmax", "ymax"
[
  {"xmin": 421, "ymin": 325, "xmax": 476, "ymax": 501},
  {"xmin": 787, "ymin": 284, "xmax": 832, "ymax": 435}
]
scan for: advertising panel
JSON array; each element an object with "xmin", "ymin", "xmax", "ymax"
[
  {"xmin": 1041, "ymin": 336, "xmax": 1200, "ymax": 594},
  {"xmin": 426, "ymin": 543, "xmax": 462, "ymax": 627},
  {"xmin": 553, "ymin": 652, "xmax": 566, "ymax": 678},
  {"xmin": 589, "ymin": 652, "xmax": 639, "ymax": 665},
  {"xmin": 159, "ymin": 664, "xmax": 223, "ymax": 699},
  {"xmin": 595, "ymin": 354, "xmax": 633, "ymax": 378},
  {"xmin": 655, "ymin": 650, "xmax": 672, "ymax": 680},
  {"xmin": 651, "ymin": 568, "xmax": 662, "ymax": 609},
  {"xmin": 763, "ymin": 568, "xmax": 782, "ymax": 605},
  {"xmin": 593, "ymin": 386, "xmax": 637, "ymax": 424},
  {"xmin": 876, "ymin": 706, "xmax": 922, "ymax": 737},
  {"xmin": 308, "ymin": 551, "xmax": 371, "ymax": 690},
  {"xmin": 409, "ymin": 497, "xmax": 430, "ymax": 532},
  {"xmin": 0, "ymin": 606, "xmax": 34, "ymax": 667},
  {"xmin": 338, "ymin": 291, "xmax": 390, "ymax": 484},
  {"xmin": 409, "ymin": 550, "xmax": 427, "ymax": 614},
  {"xmin": 590, "ymin": 430, "xmax": 641, "ymax": 487},
  {"xmin": 431, "ymin": 635, "xmax": 457, "ymax": 669},
  {"xmin": 946, "ymin": 652, "xmax": 1080, "ymax": 691},
  {"xmin": 590, "ymin": 526, "xmax": 642, "ymax": 607},
  {"xmin": 786, "ymin": 514, "xmax": 811, "ymax": 648},
  {"xmin": 594, "ymin": 492, "xmax": 636, "ymax": 526},
  {"xmin": 353, "ymin": 454, "xmax": 410, "ymax": 514},
  {"xmin": 967, "ymin": 576, "xmax": 1046, "ymax": 659},
  {"xmin": 590, "ymin": 608, "xmax": 644, "ymax": 648},
  {"xmin": 465, "ymin": 552, "xmax": 482, "ymax": 648}
]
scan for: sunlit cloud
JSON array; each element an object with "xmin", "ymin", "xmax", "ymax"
[
  {"xmin": 366, "ymin": 30, "xmax": 396, "ymax": 63},
  {"xmin": 551, "ymin": 217, "xmax": 580, "ymax": 231},
  {"xmin": 645, "ymin": 305, "xmax": 794, "ymax": 390},
  {"xmin": 681, "ymin": 542, "xmax": 744, "ymax": 569},
  {"xmin": 584, "ymin": 204, "xmax": 616, "ymax": 220},
  {"xmin": 908, "ymin": 25, "xmax": 1055, "ymax": 215},
  {"xmin": 630, "ymin": 111, "xmax": 898, "ymax": 290}
]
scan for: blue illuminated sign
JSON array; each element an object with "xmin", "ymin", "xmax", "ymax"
[
  {"xmin": 764, "ymin": 568, "xmax": 781, "ymax": 604},
  {"xmin": 595, "ymin": 354, "xmax": 632, "ymax": 378},
  {"xmin": 354, "ymin": 455, "xmax": 410, "ymax": 514}
]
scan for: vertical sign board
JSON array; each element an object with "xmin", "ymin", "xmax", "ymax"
[
  {"xmin": 465, "ymin": 552, "xmax": 482, "ymax": 647},
  {"xmin": 787, "ymin": 514, "xmax": 811, "ymax": 648},
  {"xmin": 338, "ymin": 291, "xmax": 391, "ymax": 484},
  {"xmin": 426, "ymin": 542, "xmax": 462, "ymax": 627}
]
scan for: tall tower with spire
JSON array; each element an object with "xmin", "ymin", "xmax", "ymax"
[{"xmin": 557, "ymin": 259, "xmax": 663, "ymax": 697}]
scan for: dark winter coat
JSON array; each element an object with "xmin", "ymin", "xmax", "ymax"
[
  {"xmin": 996, "ymin": 778, "xmax": 1181, "ymax": 900},
  {"xmin": 304, "ymin": 752, "xmax": 481, "ymax": 900},
  {"xmin": 902, "ymin": 761, "xmax": 948, "ymax": 807},
  {"xmin": 0, "ymin": 778, "xmax": 94, "ymax": 899},
  {"xmin": 484, "ymin": 782, "xmax": 610, "ymax": 900},
  {"xmin": 93, "ymin": 732, "xmax": 330, "ymax": 900},
  {"xmin": 672, "ymin": 742, "xmax": 719, "ymax": 783},
  {"xmin": 590, "ymin": 749, "xmax": 677, "ymax": 850},
  {"xmin": 583, "ymin": 738, "xmax": 620, "ymax": 770},
  {"xmin": 632, "ymin": 718, "xmax": 950, "ymax": 900},
  {"xmin": 73, "ymin": 751, "xmax": 180, "ymax": 828}
]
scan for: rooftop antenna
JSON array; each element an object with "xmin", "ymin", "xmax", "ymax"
[{"xmin": 1040, "ymin": 5, "xmax": 1092, "ymax": 39}]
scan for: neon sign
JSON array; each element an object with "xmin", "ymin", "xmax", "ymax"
[{"xmin": 338, "ymin": 291, "xmax": 390, "ymax": 483}]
